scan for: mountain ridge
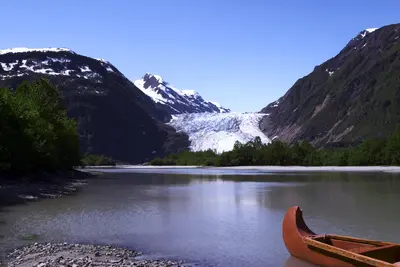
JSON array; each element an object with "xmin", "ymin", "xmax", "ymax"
[
  {"xmin": 134, "ymin": 73, "xmax": 230, "ymax": 114},
  {"xmin": 0, "ymin": 47, "xmax": 189, "ymax": 163},
  {"xmin": 260, "ymin": 23, "xmax": 400, "ymax": 147}
]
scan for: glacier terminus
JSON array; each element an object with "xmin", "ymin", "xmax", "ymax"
[
  {"xmin": 168, "ymin": 112, "xmax": 271, "ymax": 153},
  {"xmin": 132, "ymin": 73, "xmax": 271, "ymax": 153}
]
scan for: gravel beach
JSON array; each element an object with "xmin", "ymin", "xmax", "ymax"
[
  {"xmin": 5, "ymin": 243, "xmax": 186, "ymax": 267},
  {"xmin": 0, "ymin": 171, "xmax": 188, "ymax": 267}
]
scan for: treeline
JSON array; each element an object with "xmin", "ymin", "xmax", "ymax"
[
  {"xmin": 81, "ymin": 153, "xmax": 116, "ymax": 166},
  {"xmin": 0, "ymin": 79, "xmax": 115, "ymax": 174},
  {"xmin": 149, "ymin": 132, "xmax": 400, "ymax": 166}
]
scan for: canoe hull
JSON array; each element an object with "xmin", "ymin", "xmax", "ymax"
[{"xmin": 282, "ymin": 206, "xmax": 355, "ymax": 267}]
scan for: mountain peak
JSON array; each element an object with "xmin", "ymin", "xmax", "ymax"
[
  {"xmin": 133, "ymin": 73, "xmax": 230, "ymax": 114},
  {"xmin": 143, "ymin": 72, "xmax": 163, "ymax": 81},
  {"xmin": 360, "ymin": 28, "xmax": 378, "ymax": 37},
  {"xmin": 365, "ymin": 28, "xmax": 378, "ymax": 33},
  {"xmin": 141, "ymin": 73, "xmax": 166, "ymax": 89},
  {"xmin": 353, "ymin": 27, "xmax": 378, "ymax": 40},
  {"xmin": 0, "ymin": 47, "xmax": 75, "ymax": 55}
]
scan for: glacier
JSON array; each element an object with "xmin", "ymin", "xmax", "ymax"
[{"xmin": 168, "ymin": 112, "xmax": 271, "ymax": 153}]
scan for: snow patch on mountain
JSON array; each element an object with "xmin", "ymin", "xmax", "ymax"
[
  {"xmin": 0, "ymin": 47, "xmax": 74, "ymax": 55},
  {"xmin": 271, "ymin": 100, "xmax": 279, "ymax": 107},
  {"xmin": 359, "ymin": 28, "xmax": 378, "ymax": 39},
  {"xmin": 168, "ymin": 112, "xmax": 270, "ymax": 153},
  {"xmin": 134, "ymin": 73, "xmax": 230, "ymax": 114},
  {"xmin": 325, "ymin": 68, "xmax": 335, "ymax": 76},
  {"xmin": 0, "ymin": 48, "xmax": 118, "ymax": 81},
  {"xmin": 352, "ymin": 28, "xmax": 378, "ymax": 41}
]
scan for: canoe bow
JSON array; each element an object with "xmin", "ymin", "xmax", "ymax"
[{"xmin": 282, "ymin": 206, "xmax": 400, "ymax": 267}]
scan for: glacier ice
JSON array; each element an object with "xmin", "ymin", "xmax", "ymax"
[{"xmin": 168, "ymin": 112, "xmax": 271, "ymax": 153}]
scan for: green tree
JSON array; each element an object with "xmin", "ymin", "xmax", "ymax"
[{"xmin": 0, "ymin": 79, "xmax": 81, "ymax": 173}]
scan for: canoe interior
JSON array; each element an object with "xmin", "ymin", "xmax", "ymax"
[{"xmin": 306, "ymin": 234, "xmax": 400, "ymax": 265}]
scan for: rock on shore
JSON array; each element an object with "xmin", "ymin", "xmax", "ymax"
[{"xmin": 5, "ymin": 243, "xmax": 185, "ymax": 267}]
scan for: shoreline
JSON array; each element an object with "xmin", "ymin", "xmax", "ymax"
[
  {"xmin": 0, "ymin": 169, "xmax": 97, "ymax": 266},
  {"xmin": 5, "ymin": 242, "xmax": 185, "ymax": 267},
  {"xmin": 85, "ymin": 165, "xmax": 400, "ymax": 173},
  {"xmin": 0, "ymin": 170, "xmax": 188, "ymax": 267},
  {"xmin": 0, "ymin": 170, "xmax": 97, "ymax": 208}
]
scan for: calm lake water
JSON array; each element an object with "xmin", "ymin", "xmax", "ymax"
[{"xmin": 1, "ymin": 168, "xmax": 400, "ymax": 266}]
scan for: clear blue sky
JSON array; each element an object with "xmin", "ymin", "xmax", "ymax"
[{"xmin": 1, "ymin": 1, "xmax": 399, "ymax": 112}]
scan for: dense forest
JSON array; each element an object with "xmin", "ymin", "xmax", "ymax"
[
  {"xmin": 0, "ymin": 79, "xmax": 114, "ymax": 174},
  {"xmin": 149, "ymin": 131, "xmax": 400, "ymax": 167}
]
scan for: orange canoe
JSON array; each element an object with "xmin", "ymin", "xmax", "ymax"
[{"xmin": 282, "ymin": 206, "xmax": 400, "ymax": 267}]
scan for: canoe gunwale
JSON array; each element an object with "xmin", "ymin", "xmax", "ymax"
[{"xmin": 303, "ymin": 237, "xmax": 397, "ymax": 267}]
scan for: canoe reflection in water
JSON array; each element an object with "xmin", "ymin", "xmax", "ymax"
[{"xmin": 282, "ymin": 206, "xmax": 400, "ymax": 267}]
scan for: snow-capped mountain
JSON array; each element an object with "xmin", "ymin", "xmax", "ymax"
[
  {"xmin": 168, "ymin": 112, "xmax": 270, "ymax": 153},
  {"xmin": 134, "ymin": 73, "xmax": 230, "ymax": 114},
  {"xmin": 0, "ymin": 47, "xmax": 189, "ymax": 163},
  {"xmin": 0, "ymin": 47, "xmax": 120, "ymax": 82}
]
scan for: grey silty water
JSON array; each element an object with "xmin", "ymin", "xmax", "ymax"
[{"xmin": 1, "ymin": 169, "xmax": 400, "ymax": 266}]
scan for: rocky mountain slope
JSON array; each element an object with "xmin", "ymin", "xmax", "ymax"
[
  {"xmin": 260, "ymin": 23, "xmax": 400, "ymax": 147},
  {"xmin": 0, "ymin": 48, "xmax": 189, "ymax": 163},
  {"xmin": 134, "ymin": 73, "xmax": 230, "ymax": 114}
]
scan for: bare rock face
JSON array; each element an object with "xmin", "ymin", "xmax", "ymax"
[
  {"xmin": 260, "ymin": 23, "xmax": 400, "ymax": 147},
  {"xmin": 142, "ymin": 73, "xmax": 164, "ymax": 89},
  {"xmin": 0, "ymin": 48, "xmax": 189, "ymax": 163}
]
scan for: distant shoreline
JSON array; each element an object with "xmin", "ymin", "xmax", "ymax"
[{"xmin": 82, "ymin": 165, "xmax": 400, "ymax": 173}]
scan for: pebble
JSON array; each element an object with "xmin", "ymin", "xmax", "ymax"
[{"xmin": 5, "ymin": 242, "xmax": 186, "ymax": 267}]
